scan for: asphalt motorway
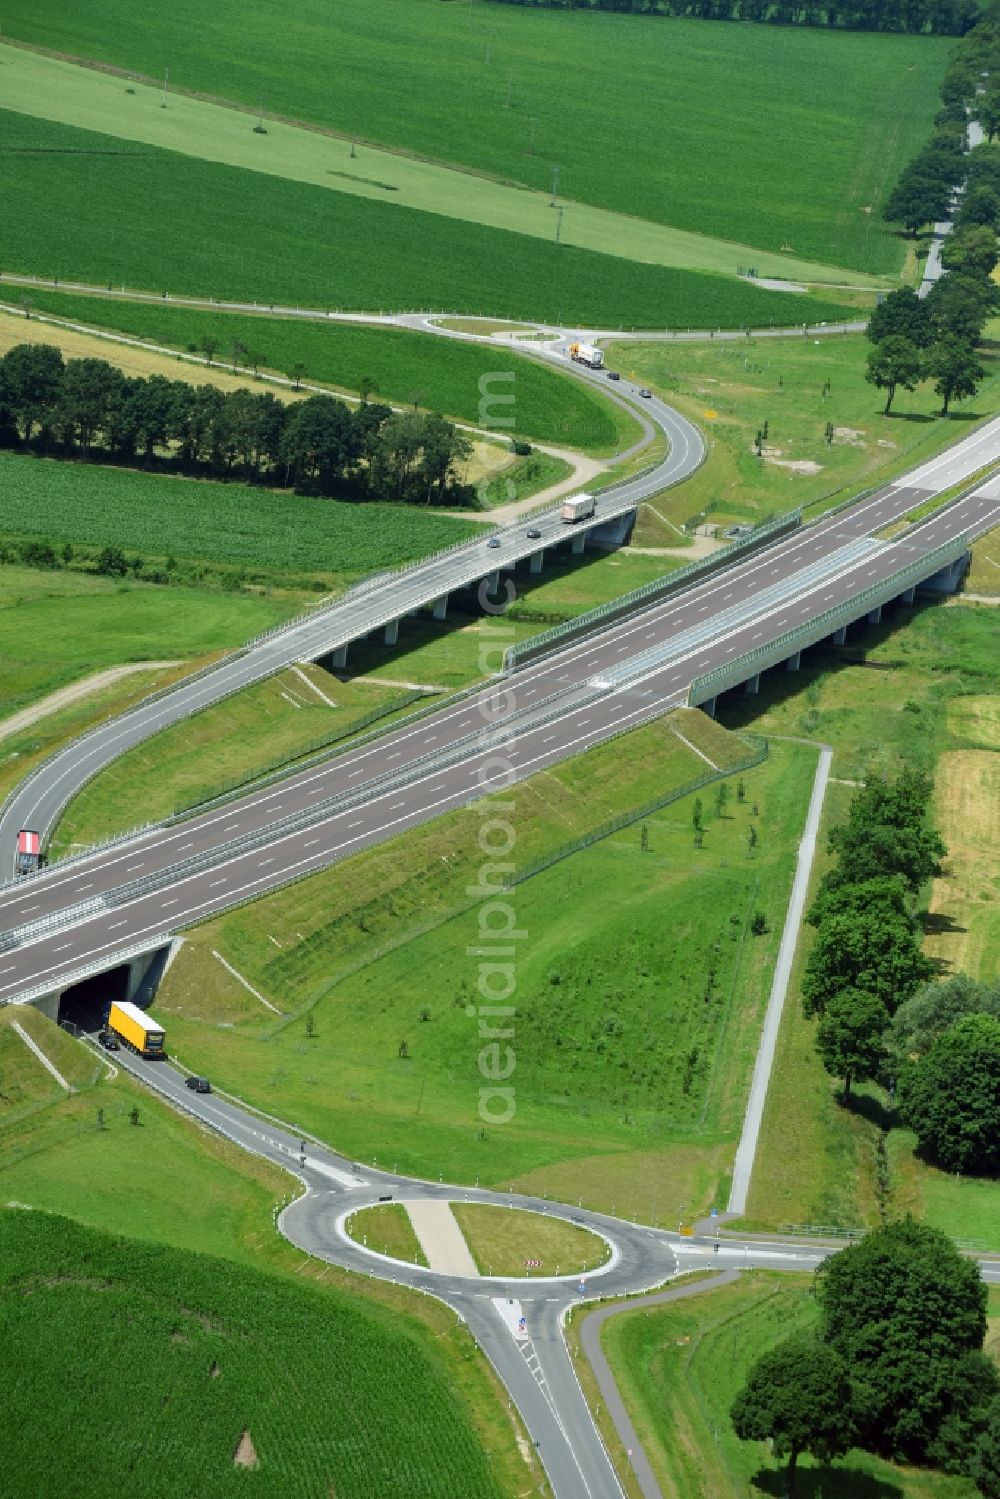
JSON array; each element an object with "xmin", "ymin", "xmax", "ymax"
[
  {"xmin": 107, "ymin": 1046, "xmax": 1000, "ymax": 1499},
  {"xmin": 2, "ymin": 462, "xmax": 998, "ymax": 1002}
]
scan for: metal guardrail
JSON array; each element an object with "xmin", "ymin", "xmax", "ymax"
[
  {"xmin": 688, "ymin": 531, "xmax": 971, "ymax": 706},
  {"xmin": 502, "ymin": 510, "xmax": 802, "ymax": 672}
]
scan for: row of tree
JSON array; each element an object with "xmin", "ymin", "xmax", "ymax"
[
  {"xmin": 804, "ymin": 770, "xmax": 1000, "ymax": 1176},
  {"xmin": 490, "ymin": 0, "xmax": 978, "ymax": 36},
  {"xmin": 870, "ymin": 22, "xmax": 1000, "ymax": 413},
  {"xmin": 0, "ymin": 343, "xmax": 474, "ymax": 506},
  {"xmin": 731, "ymin": 1220, "xmax": 999, "ymax": 1491}
]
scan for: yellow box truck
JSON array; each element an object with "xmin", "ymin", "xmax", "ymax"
[{"xmin": 107, "ymin": 1001, "xmax": 165, "ymax": 1058}]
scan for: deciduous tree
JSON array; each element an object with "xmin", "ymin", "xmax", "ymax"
[
  {"xmin": 898, "ymin": 1014, "xmax": 1000, "ymax": 1174},
  {"xmin": 730, "ymin": 1334, "xmax": 857, "ymax": 1492},
  {"xmin": 815, "ymin": 987, "xmax": 889, "ymax": 1098}
]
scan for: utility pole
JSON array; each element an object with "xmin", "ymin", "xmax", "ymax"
[
  {"xmin": 161, "ymin": 69, "xmax": 169, "ymax": 108},
  {"xmin": 555, "ymin": 206, "xmax": 564, "ymax": 245},
  {"xmin": 551, "ymin": 163, "xmax": 560, "ymax": 207}
]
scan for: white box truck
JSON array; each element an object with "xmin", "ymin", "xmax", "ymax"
[
  {"xmin": 569, "ymin": 342, "xmax": 604, "ymax": 370},
  {"xmin": 560, "ymin": 493, "xmax": 596, "ymax": 524}
]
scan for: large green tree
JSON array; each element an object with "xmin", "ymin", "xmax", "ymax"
[
  {"xmin": 925, "ymin": 336, "xmax": 987, "ymax": 416},
  {"xmin": 972, "ymin": 1397, "xmax": 1000, "ymax": 1498},
  {"xmin": 0, "ymin": 342, "xmax": 65, "ymax": 441},
  {"xmin": 887, "ymin": 975, "xmax": 1000, "ymax": 1068},
  {"xmin": 826, "ymin": 770, "xmax": 945, "ymax": 894},
  {"xmin": 866, "ymin": 287, "xmax": 933, "ymax": 348},
  {"xmin": 865, "ymin": 336, "xmax": 923, "ymax": 414},
  {"xmin": 815, "ymin": 988, "xmax": 890, "ymax": 1099},
  {"xmin": 898, "ymin": 1014, "xmax": 1000, "ymax": 1175},
  {"xmin": 730, "ymin": 1335, "xmax": 857, "ymax": 1492},
  {"xmin": 817, "ymin": 1220, "xmax": 995, "ymax": 1464},
  {"xmin": 801, "ymin": 908, "xmax": 932, "ymax": 1017}
]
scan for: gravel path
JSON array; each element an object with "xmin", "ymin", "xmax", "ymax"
[{"xmin": 0, "ymin": 663, "xmax": 180, "ymax": 743}]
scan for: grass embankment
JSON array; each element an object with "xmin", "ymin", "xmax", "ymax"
[
  {"xmin": 153, "ymin": 713, "xmax": 813, "ymax": 1218},
  {"xmin": 607, "ymin": 334, "xmax": 1000, "ymax": 530},
  {"xmin": 0, "ymin": 108, "xmax": 856, "ymax": 330},
  {"xmin": 0, "ymin": 1015, "xmax": 540, "ymax": 1494},
  {"xmin": 966, "ymin": 524, "xmax": 1000, "ymax": 595},
  {"xmin": 451, "ymin": 1205, "xmax": 609, "ymax": 1278},
  {"xmin": 0, "ymin": 3, "xmax": 946, "ymax": 277},
  {"xmin": 0, "ymin": 1210, "xmax": 516, "ymax": 1498},
  {"xmin": 595, "ymin": 1271, "xmax": 989, "ymax": 1499},
  {"xmin": 0, "ymin": 450, "xmax": 480, "ymax": 593},
  {"xmin": 47, "ymin": 667, "xmax": 429, "ymax": 858},
  {"xmin": 726, "ymin": 602, "xmax": 1000, "ymax": 1243},
  {"xmin": 0, "ymin": 1006, "xmax": 100, "ymax": 1120},
  {"xmin": 22, "ymin": 292, "xmax": 636, "ymax": 456}
]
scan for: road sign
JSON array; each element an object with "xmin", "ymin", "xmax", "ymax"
[
  {"xmin": 711, "ymin": 1207, "xmax": 718, "ymax": 1219},
  {"xmin": 518, "ymin": 1316, "xmax": 526, "ymax": 1332},
  {"xmin": 524, "ymin": 1258, "xmax": 542, "ymax": 1268},
  {"xmin": 578, "ymin": 1279, "xmax": 586, "ymax": 1294}
]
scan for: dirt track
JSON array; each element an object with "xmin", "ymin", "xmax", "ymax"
[{"xmin": 0, "ymin": 663, "xmax": 179, "ymax": 743}]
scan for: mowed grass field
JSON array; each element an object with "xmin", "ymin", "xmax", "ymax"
[
  {"xmin": 1, "ymin": 0, "xmax": 948, "ymax": 275},
  {"xmin": 608, "ymin": 334, "xmax": 1000, "ymax": 530},
  {"xmin": 728, "ymin": 603, "xmax": 1000, "ymax": 1243},
  {"xmin": 0, "ymin": 1211, "xmax": 514, "ymax": 1499},
  {"xmin": 590, "ymin": 1273, "xmax": 991, "ymax": 1499},
  {"xmin": 153, "ymin": 716, "xmax": 814, "ymax": 1221},
  {"xmin": 0, "ymin": 109, "xmax": 856, "ymax": 330},
  {"xmin": 0, "ymin": 452, "xmax": 481, "ymax": 584},
  {"xmin": 22, "ymin": 292, "xmax": 636, "ymax": 454}
]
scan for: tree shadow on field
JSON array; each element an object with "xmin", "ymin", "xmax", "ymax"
[
  {"xmin": 752, "ymin": 1463, "xmax": 903, "ymax": 1498},
  {"xmin": 921, "ymin": 910, "xmax": 966, "ymax": 939},
  {"xmin": 837, "ymin": 1089, "xmax": 895, "ymax": 1132}
]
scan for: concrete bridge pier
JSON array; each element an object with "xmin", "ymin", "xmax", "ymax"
[
  {"xmin": 570, "ymin": 531, "xmax": 587, "ymax": 556},
  {"xmin": 485, "ymin": 571, "xmax": 501, "ymax": 594},
  {"xmin": 432, "ymin": 593, "xmax": 449, "ymax": 621},
  {"xmin": 919, "ymin": 552, "xmax": 969, "ymax": 594},
  {"xmin": 701, "ymin": 696, "xmax": 717, "ymax": 719},
  {"xmin": 589, "ymin": 509, "xmax": 637, "ymax": 547},
  {"xmin": 900, "ymin": 584, "xmax": 916, "ymax": 605},
  {"xmin": 785, "ymin": 650, "xmax": 802, "ymax": 672},
  {"xmin": 30, "ymin": 991, "xmax": 61, "ymax": 1023},
  {"xmin": 383, "ymin": 619, "xmax": 399, "ymax": 646},
  {"xmin": 128, "ymin": 943, "xmax": 177, "ymax": 1009},
  {"xmin": 867, "ymin": 604, "xmax": 882, "ymax": 626},
  {"xmin": 529, "ymin": 549, "xmax": 545, "ymax": 574},
  {"xmin": 331, "ymin": 644, "xmax": 348, "ymax": 670},
  {"xmin": 743, "ymin": 673, "xmax": 760, "ymax": 697},
  {"xmin": 829, "ymin": 625, "xmax": 847, "ymax": 647}
]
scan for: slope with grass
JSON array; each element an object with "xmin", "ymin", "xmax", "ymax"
[
  {"xmin": 0, "ymin": 110, "xmax": 856, "ymax": 330},
  {"xmin": 152, "ymin": 717, "xmax": 813, "ymax": 1221},
  {"xmin": 596, "ymin": 1271, "xmax": 987, "ymax": 1498},
  {"xmin": 21, "ymin": 292, "xmax": 636, "ymax": 453},
  {"xmin": 0, "ymin": 1210, "xmax": 514, "ymax": 1499},
  {"xmin": 0, "ymin": 1, "xmax": 948, "ymax": 275}
]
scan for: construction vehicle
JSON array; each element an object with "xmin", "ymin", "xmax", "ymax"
[
  {"xmin": 560, "ymin": 493, "xmax": 596, "ymax": 524},
  {"xmin": 14, "ymin": 829, "xmax": 41, "ymax": 876},
  {"xmin": 568, "ymin": 341, "xmax": 604, "ymax": 370},
  {"xmin": 107, "ymin": 1000, "xmax": 165, "ymax": 1058}
]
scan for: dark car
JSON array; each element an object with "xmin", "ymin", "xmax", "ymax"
[
  {"xmin": 98, "ymin": 1031, "xmax": 119, "ymax": 1052},
  {"xmin": 638, "ymin": 388, "xmax": 652, "ymax": 399},
  {"xmin": 606, "ymin": 370, "xmax": 621, "ymax": 381},
  {"xmin": 185, "ymin": 1075, "xmax": 212, "ymax": 1094},
  {"xmin": 526, "ymin": 528, "xmax": 542, "ymax": 539},
  {"xmin": 486, "ymin": 536, "xmax": 502, "ymax": 549}
]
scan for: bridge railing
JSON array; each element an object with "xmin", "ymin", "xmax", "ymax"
[
  {"xmin": 502, "ymin": 509, "xmax": 802, "ymax": 673},
  {"xmin": 687, "ymin": 531, "xmax": 971, "ymax": 706}
]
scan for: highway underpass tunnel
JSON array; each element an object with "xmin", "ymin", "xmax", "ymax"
[{"xmin": 58, "ymin": 965, "xmax": 130, "ymax": 1034}]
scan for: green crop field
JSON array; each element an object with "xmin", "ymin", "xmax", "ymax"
[
  {"xmin": 25, "ymin": 291, "xmax": 636, "ymax": 455},
  {"xmin": 0, "ymin": 110, "xmax": 855, "ymax": 330},
  {"xmin": 594, "ymin": 1272, "xmax": 985, "ymax": 1498},
  {"xmin": 0, "ymin": 452, "xmax": 480, "ymax": 586},
  {"xmin": 153, "ymin": 718, "xmax": 814, "ymax": 1221},
  {"xmin": 0, "ymin": 1, "xmax": 947, "ymax": 276},
  {"xmin": 0, "ymin": 1210, "xmax": 509, "ymax": 1498}
]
